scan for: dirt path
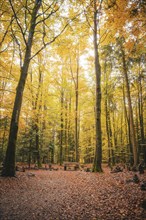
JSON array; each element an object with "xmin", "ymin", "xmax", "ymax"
[{"xmin": 0, "ymin": 169, "xmax": 145, "ymax": 220}]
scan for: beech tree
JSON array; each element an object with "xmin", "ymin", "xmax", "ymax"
[
  {"xmin": 92, "ymin": 0, "xmax": 103, "ymax": 172},
  {"xmin": 2, "ymin": 0, "xmax": 42, "ymax": 176},
  {"xmin": 1, "ymin": 0, "xmax": 79, "ymax": 176},
  {"xmin": 120, "ymin": 39, "xmax": 138, "ymax": 166}
]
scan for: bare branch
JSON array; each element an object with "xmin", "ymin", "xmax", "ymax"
[
  {"xmin": 0, "ymin": 16, "xmax": 15, "ymax": 48},
  {"xmin": 30, "ymin": 13, "xmax": 82, "ymax": 60},
  {"xmin": 84, "ymin": 10, "xmax": 94, "ymax": 32},
  {"xmin": 36, "ymin": 1, "xmax": 55, "ymax": 18},
  {"xmin": 99, "ymin": 30, "xmax": 110, "ymax": 45},
  {"xmin": 0, "ymin": 39, "xmax": 13, "ymax": 53},
  {"xmin": 8, "ymin": 0, "xmax": 27, "ymax": 46},
  {"xmin": 35, "ymin": 3, "xmax": 61, "ymax": 26},
  {"xmin": 11, "ymin": 27, "xmax": 23, "ymax": 67}
]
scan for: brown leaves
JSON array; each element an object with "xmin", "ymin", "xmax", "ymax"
[{"xmin": 0, "ymin": 168, "xmax": 145, "ymax": 220}]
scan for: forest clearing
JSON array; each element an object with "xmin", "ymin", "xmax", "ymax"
[
  {"xmin": 0, "ymin": 0, "xmax": 146, "ymax": 219},
  {"xmin": 0, "ymin": 166, "xmax": 146, "ymax": 220}
]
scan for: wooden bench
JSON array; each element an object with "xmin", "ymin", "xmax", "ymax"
[{"xmin": 63, "ymin": 162, "xmax": 80, "ymax": 171}]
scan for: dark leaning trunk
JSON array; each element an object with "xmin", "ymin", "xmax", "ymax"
[
  {"xmin": 2, "ymin": 64, "xmax": 30, "ymax": 176},
  {"xmin": 2, "ymin": 1, "xmax": 41, "ymax": 177}
]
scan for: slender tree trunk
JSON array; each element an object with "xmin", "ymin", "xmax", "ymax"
[
  {"xmin": 112, "ymin": 111, "xmax": 117, "ymax": 148},
  {"xmin": 64, "ymin": 98, "xmax": 68, "ymax": 161},
  {"xmin": 136, "ymin": 102, "xmax": 140, "ymax": 163},
  {"xmin": 78, "ymin": 111, "xmax": 80, "ymax": 160},
  {"xmin": 121, "ymin": 44, "xmax": 138, "ymax": 166},
  {"xmin": 2, "ymin": 1, "xmax": 41, "ymax": 176},
  {"xmin": 108, "ymin": 108, "xmax": 115, "ymax": 165},
  {"xmin": 105, "ymin": 98, "xmax": 111, "ymax": 166},
  {"xmin": 34, "ymin": 69, "xmax": 43, "ymax": 167},
  {"xmin": 35, "ymin": 120, "xmax": 41, "ymax": 167},
  {"xmin": 67, "ymin": 95, "xmax": 72, "ymax": 161},
  {"xmin": 109, "ymin": 117, "xmax": 115, "ymax": 165},
  {"xmin": 28, "ymin": 129, "xmax": 32, "ymax": 168},
  {"xmin": 1, "ymin": 117, "xmax": 8, "ymax": 161},
  {"xmin": 120, "ymin": 109, "xmax": 123, "ymax": 147},
  {"xmin": 75, "ymin": 55, "xmax": 79, "ymax": 162},
  {"xmin": 104, "ymin": 73, "xmax": 114, "ymax": 166},
  {"xmin": 60, "ymin": 90, "xmax": 64, "ymax": 165},
  {"xmin": 104, "ymin": 63, "xmax": 111, "ymax": 166},
  {"xmin": 70, "ymin": 51, "xmax": 80, "ymax": 162},
  {"xmin": 123, "ymin": 83, "xmax": 133, "ymax": 164},
  {"xmin": 137, "ymin": 59, "xmax": 145, "ymax": 162},
  {"xmin": 92, "ymin": 0, "xmax": 102, "ymax": 172}
]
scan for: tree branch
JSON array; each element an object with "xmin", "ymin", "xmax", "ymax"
[
  {"xmin": 30, "ymin": 13, "xmax": 81, "ymax": 60},
  {"xmin": 8, "ymin": 0, "xmax": 27, "ymax": 46}
]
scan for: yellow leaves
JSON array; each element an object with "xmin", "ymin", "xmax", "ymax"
[
  {"xmin": 135, "ymin": 42, "xmax": 146, "ymax": 56},
  {"xmin": 125, "ymin": 40, "xmax": 135, "ymax": 52}
]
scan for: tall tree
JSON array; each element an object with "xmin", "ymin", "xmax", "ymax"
[
  {"xmin": 92, "ymin": 0, "xmax": 102, "ymax": 172},
  {"xmin": 70, "ymin": 50, "xmax": 80, "ymax": 162},
  {"xmin": 60, "ymin": 88, "xmax": 64, "ymax": 165},
  {"xmin": 137, "ymin": 57, "xmax": 145, "ymax": 162},
  {"xmin": 120, "ymin": 40, "xmax": 138, "ymax": 166},
  {"xmin": 2, "ymin": 0, "xmax": 42, "ymax": 176},
  {"xmin": 2, "ymin": 0, "xmax": 76, "ymax": 176}
]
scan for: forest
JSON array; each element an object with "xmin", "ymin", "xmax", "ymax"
[
  {"xmin": 0, "ymin": 0, "xmax": 146, "ymax": 173},
  {"xmin": 0, "ymin": 0, "xmax": 146, "ymax": 219}
]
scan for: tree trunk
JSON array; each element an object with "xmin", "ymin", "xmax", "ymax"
[
  {"xmin": 1, "ymin": 117, "xmax": 8, "ymax": 161},
  {"xmin": 75, "ymin": 55, "xmax": 79, "ymax": 162},
  {"xmin": 105, "ymin": 97, "xmax": 111, "ymax": 166},
  {"xmin": 64, "ymin": 98, "xmax": 68, "ymax": 161},
  {"xmin": 121, "ymin": 43, "xmax": 138, "ymax": 166},
  {"xmin": 35, "ymin": 120, "xmax": 41, "ymax": 167},
  {"xmin": 92, "ymin": 0, "xmax": 102, "ymax": 172},
  {"xmin": 112, "ymin": 111, "xmax": 117, "ymax": 149},
  {"xmin": 123, "ymin": 83, "xmax": 133, "ymax": 164},
  {"xmin": 34, "ymin": 69, "xmax": 43, "ymax": 167},
  {"xmin": 60, "ymin": 89, "xmax": 64, "ymax": 165},
  {"xmin": 104, "ymin": 62, "xmax": 111, "ymax": 166},
  {"xmin": 70, "ymin": 51, "xmax": 80, "ymax": 162},
  {"xmin": 2, "ymin": 1, "xmax": 41, "ymax": 176},
  {"xmin": 67, "ymin": 95, "xmax": 72, "ymax": 161},
  {"xmin": 104, "ymin": 65, "xmax": 114, "ymax": 167},
  {"xmin": 137, "ymin": 58, "xmax": 145, "ymax": 162}
]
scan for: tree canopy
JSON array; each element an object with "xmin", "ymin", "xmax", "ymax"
[{"xmin": 0, "ymin": 0, "xmax": 146, "ymax": 176}]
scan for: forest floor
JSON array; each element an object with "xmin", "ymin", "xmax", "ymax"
[{"xmin": 0, "ymin": 166, "xmax": 145, "ymax": 220}]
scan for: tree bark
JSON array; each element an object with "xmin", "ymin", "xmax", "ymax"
[
  {"xmin": 70, "ymin": 51, "xmax": 80, "ymax": 162},
  {"xmin": 1, "ymin": 117, "xmax": 8, "ymax": 161},
  {"xmin": 137, "ymin": 58, "xmax": 145, "ymax": 162},
  {"xmin": 92, "ymin": 0, "xmax": 102, "ymax": 172},
  {"xmin": 60, "ymin": 89, "xmax": 64, "ymax": 165},
  {"xmin": 2, "ymin": 1, "xmax": 41, "ymax": 176},
  {"xmin": 67, "ymin": 95, "xmax": 72, "ymax": 161},
  {"xmin": 64, "ymin": 98, "xmax": 68, "ymax": 161},
  {"xmin": 123, "ymin": 83, "xmax": 133, "ymax": 164},
  {"xmin": 34, "ymin": 69, "xmax": 43, "ymax": 167},
  {"xmin": 75, "ymin": 55, "xmax": 79, "ymax": 162},
  {"xmin": 104, "ymin": 62, "xmax": 115, "ymax": 167},
  {"xmin": 121, "ymin": 43, "xmax": 138, "ymax": 166}
]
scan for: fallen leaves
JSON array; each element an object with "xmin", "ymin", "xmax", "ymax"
[{"xmin": 0, "ymin": 167, "xmax": 145, "ymax": 220}]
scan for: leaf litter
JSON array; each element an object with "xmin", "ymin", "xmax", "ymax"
[{"xmin": 0, "ymin": 167, "xmax": 145, "ymax": 220}]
